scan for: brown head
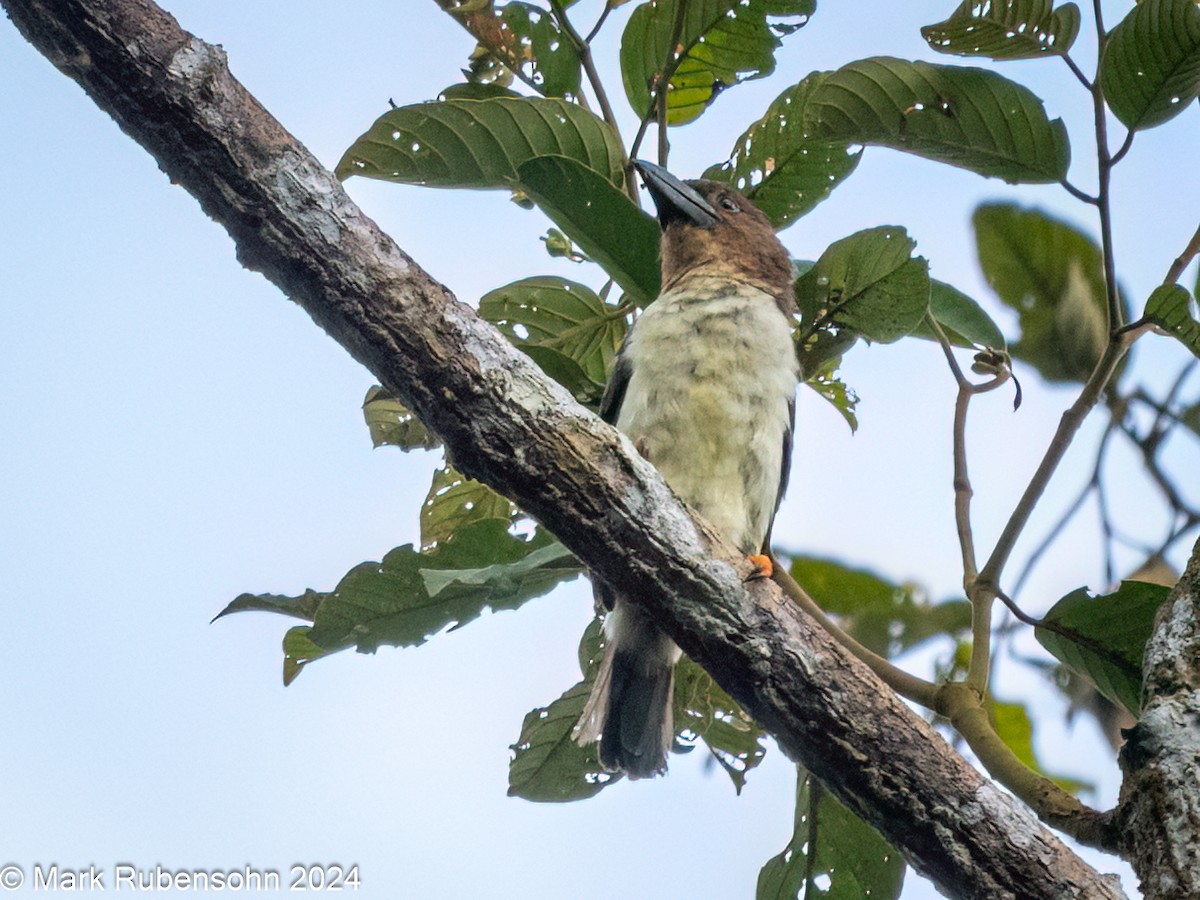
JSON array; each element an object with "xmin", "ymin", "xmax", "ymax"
[{"xmin": 634, "ymin": 160, "xmax": 795, "ymax": 314}]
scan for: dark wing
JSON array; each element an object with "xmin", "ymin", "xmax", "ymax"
[
  {"xmin": 762, "ymin": 393, "xmax": 795, "ymax": 550},
  {"xmin": 599, "ymin": 337, "xmax": 634, "ymax": 426}
]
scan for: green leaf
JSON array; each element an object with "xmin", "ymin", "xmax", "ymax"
[
  {"xmin": 804, "ymin": 371, "xmax": 859, "ymax": 433},
  {"xmin": 421, "ymin": 465, "xmax": 518, "ymax": 549},
  {"xmin": 973, "ymin": 202, "xmax": 1112, "ymax": 382},
  {"xmin": 438, "ymin": 83, "xmax": 523, "ymax": 101},
  {"xmin": 1144, "ymin": 283, "xmax": 1200, "ymax": 357},
  {"xmin": 480, "ymin": 275, "xmax": 630, "ymax": 387},
  {"xmin": 990, "ymin": 699, "xmax": 1094, "ymax": 794},
  {"xmin": 908, "ymin": 279, "xmax": 1009, "ymax": 349},
  {"xmin": 497, "ymin": 2, "xmax": 583, "ymax": 97},
  {"xmin": 336, "ymin": 97, "xmax": 625, "ymax": 190},
  {"xmin": 795, "ymin": 226, "xmax": 931, "ymax": 346},
  {"xmin": 805, "ymin": 57, "xmax": 1070, "ymax": 183},
  {"xmin": 516, "ymin": 156, "xmax": 662, "ymax": 301},
  {"xmin": 703, "ymin": 73, "xmax": 863, "ymax": 229},
  {"xmin": 282, "ymin": 626, "xmax": 335, "ymax": 687},
  {"xmin": 252, "ymin": 522, "xmax": 581, "ymax": 682},
  {"xmin": 1035, "ymin": 580, "xmax": 1173, "ymax": 715},
  {"xmin": 509, "ymin": 618, "xmax": 623, "ymax": 801},
  {"xmin": 1100, "ymin": 0, "xmax": 1200, "ymax": 130},
  {"xmin": 212, "ymin": 590, "xmax": 322, "ymax": 624},
  {"xmin": 361, "ymin": 386, "xmax": 441, "ymax": 451},
  {"xmin": 788, "ymin": 555, "xmax": 970, "ymax": 658},
  {"xmin": 620, "ymin": 0, "xmax": 816, "ymax": 126},
  {"xmin": 673, "ymin": 657, "xmax": 767, "ymax": 793},
  {"xmin": 758, "ymin": 768, "xmax": 905, "ymax": 900},
  {"xmin": 922, "ymin": 0, "xmax": 1081, "ymax": 60}
]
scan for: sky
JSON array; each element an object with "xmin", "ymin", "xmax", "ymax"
[{"xmin": 1, "ymin": 1, "xmax": 1197, "ymax": 898}]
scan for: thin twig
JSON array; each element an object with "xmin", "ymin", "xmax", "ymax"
[
  {"xmin": 1110, "ymin": 129, "xmax": 1135, "ymax": 165},
  {"xmin": 629, "ymin": 0, "xmax": 689, "ymax": 164},
  {"xmin": 1088, "ymin": 0, "xmax": 1123, "ymax": 331},
  {"xmin": 1060, "ymin": 179, "xmax": 1099, "ymax": 205},
  {"xmin": 584, "ymin": 1, "xmax": 613, "ymax": 44},
  {"xmin": 772, "ymin": 565, "xmax": 940, "ymax": 708},
  {"xmin": 1061, "ymin": 52, "xmax": 1093, "ymax": 91},
  {"xmin": 1165, "ymin": 222, "xmax": 1200, "ymax": 285}
]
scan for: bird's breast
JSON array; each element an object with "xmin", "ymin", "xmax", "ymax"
[{"xmin": 616, "ymin": 278, "xmax": 798, "ymax": 553}]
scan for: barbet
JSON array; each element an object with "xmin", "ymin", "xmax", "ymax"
[{"xmin": 573, "ymin": 160, "xmax": 800, "ymax": 778}]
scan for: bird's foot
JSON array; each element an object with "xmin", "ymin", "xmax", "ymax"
[{"xmin": 746, "ymin": 554, "xmax": 774, "ymax": 580}]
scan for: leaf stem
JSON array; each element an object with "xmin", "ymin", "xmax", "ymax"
[
  {"xmin": 1165, "ymin": 222, "xmax": 1200, "ymax": 285},
  {"xmin": 584, "ymin": 1, "xmax": 614, "ymax": 44},
  {"xmin": 772, "ymin": 565, "xmax": 940, "ymax": 708},
  {"xmin": 1088, "ymin": 0, "xmax": 1123, "ymax": 331},
  {"xmin": 629, "ymin": 0, "xmax": 690, "ymax": 164},
  {"xmin": 935, "ymin": 682, "xmax": 1119, "ymax": 850},
  {"xmin": 1060, "ymin": 178, "xmax": 1099, "ymax": 205},
  {"xmin": 549, "ymin": 0, "xmax": 638, "ymax": 204},
  {"xmin": 1061, "ymin": 52, "xmax": 1093, "ymax": 91}
]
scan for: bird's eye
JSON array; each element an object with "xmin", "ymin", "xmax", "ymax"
[{"xmin": 718, "ymin": 195, "xmax": 740, "ymax": 213}]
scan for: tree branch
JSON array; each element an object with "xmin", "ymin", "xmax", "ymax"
[
  {"xmin": 0, "ymin": 1, "xmax": 1129, "ymax": 896},
  {"xmin": 1117, "ymin": 533, "xmax": 1200, "ymax": 898}
]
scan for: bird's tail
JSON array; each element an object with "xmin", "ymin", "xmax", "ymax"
[{"xmin": 573, "ymin": 601, "xmax": 680, "ymax": 779}]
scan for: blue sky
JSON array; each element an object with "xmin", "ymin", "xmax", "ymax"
[{"xmin": 2, "ymin": 1, "xmax": 1197, "ymax": 897}]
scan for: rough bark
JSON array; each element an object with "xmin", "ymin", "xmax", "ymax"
[
  {"xmin": 1117, "ymin": 535, "xmax": 1200, "ymax": 898},
  {"xmin": 1, "ymin": 1, "xmax": 1130, "ymax": 897}
]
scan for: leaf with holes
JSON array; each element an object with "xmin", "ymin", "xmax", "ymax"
[
  {"xmin": 805, "ymin": 57, "xmax": 1070, "ymax": 183},
  {"xmin": 495, "ymin": 2, "xmax": 582, "ymax": 97},
  {"xmin": 361, "ymin": 386, "xmax": 441, "ymax": 451},
  {"xmin": 516, "ymin": 157, "xmax": 662, "ymax": 301},
  {"xmin": 421, "ymin": 465, "xmax": 518, "ymax": 549},
  {"xmin": 804, "ymin": 371, "xmax": 859, "ymax": 433},
  {"xmin": 922, "ymin": 0, "xmax": 1081, "ymax": 60},
  {"xmin": 673, "ymin": 657, "xmax": 767, "ymax": 793},
  {"xmin": 1144, "ymin": 283, "xmax": 1200, "ymax": 358},
  {"xmin": 243, "ymin": 522, "xmax": 580, "ymax": 683},
  {"xmin": 795, "ymin": 226, "xmax": 931, "ymax": 345},
  {"xmin": 703, "ymin": 73, "xmax": 862, "ymax": 229},
  {"xmin": 1101, "ymin": 0, "xmax": 1200, "ymax": 130},
  {"xmin": 1036, "ymin": 580, "xmax": 1173, "ymax": 716},
  {"xmin": 909, "ymin": 279, "xmax": 1009, "ymax": 349},
  {"xmin": 758, "ymin": 767, "xmax": 905, "ymax": 900},
  {"xmin": 973, "ymin": 203, "xmax": 1116, "ymax": 382},
  {"xmin": 620, "ymin": 0, "xmax": 816, "ymax": 126},
  {"xmin": 479, "ymin": 274, "xmax": 630, "ymax": 402},
  {"xmin": 336, "ymin": 97, "xmax": 625, "ymax": 189}
]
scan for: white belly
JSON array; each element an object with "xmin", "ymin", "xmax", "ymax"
[{"xmin": 616, "ymin": 277, "xmax": 798, "ymax": 554}]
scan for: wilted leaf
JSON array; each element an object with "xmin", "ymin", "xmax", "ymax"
[
  {"xmin": 758, "ymin": 768, "xmax": 905, "ymax": 900},
  {"xmin": 1144, "ymin": 283, "xmax": 1200, "ymax": 357},
  {"xmin": 421, "ymin": 465, "xmax": 518, "ymax": 549},
  {"xmin": 1100, "ymin": 0, "xmax": 1200, "ymax": 130},
  {"xmin": 516, "ymin": 156, "xmax": 662, "ymax": 301},
  {"xmin": 973, "ymin": 203, "xmax": 1113, "ymax": 382},
  {"xmin": 337, "ymin": 97, "xmax": 625, "ymax": 190},
  {"xmin": 480, "ymin": 275, "xmax": 630, "ymax": 386},
  {"xmin": 621, "ymin": 0, "xmax": 816, "ymax": 126},
  {"xmin": 673, "ymin": 657, "xmax": 767, "ymax": 793},
  {"xmin": 922, "ymin": 0, "xmax": 1081, "ymax": 60},
  {"xmin": 806, "ymin": 57, "xmax": 1070, "ymax": 183},
  {"xmin": 361, "ymin": 386, "xmax": 441, "ymax": 451},
  {"xmin": 703, "ymin": 73, "xmax": 862, "ymax": 229},
  {"xmin": 908, "ymin": 279, "xmax": 1009, "ymax": 349},
  {"xmin": 788, "ymin": 555, "xmax": 970, "ymax": 658},
  {"xmin": 795, "ymin": 226, "xmax": 931, "ymax": 346},
  {"xmin": 1036, "ymin": 580, "xmax": 1172, "ymax": 715}
]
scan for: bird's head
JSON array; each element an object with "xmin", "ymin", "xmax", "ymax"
[{"xmin": 634, "ymin": 160, "xmax": 795, "ymax": 312}]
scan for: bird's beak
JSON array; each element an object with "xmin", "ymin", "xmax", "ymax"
[{"xmin": 633, "ymin": 159, "xmax": 719, "ymax": 229}]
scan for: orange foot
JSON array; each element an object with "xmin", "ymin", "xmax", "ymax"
[{"xmin": 746, "ymin": 554, "xmax": 774, "ymax": 580}]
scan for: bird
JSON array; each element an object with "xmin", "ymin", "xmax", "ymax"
[{"xmin": 572, "ymin": 159, "xmax": 800, "ymax": 778}]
